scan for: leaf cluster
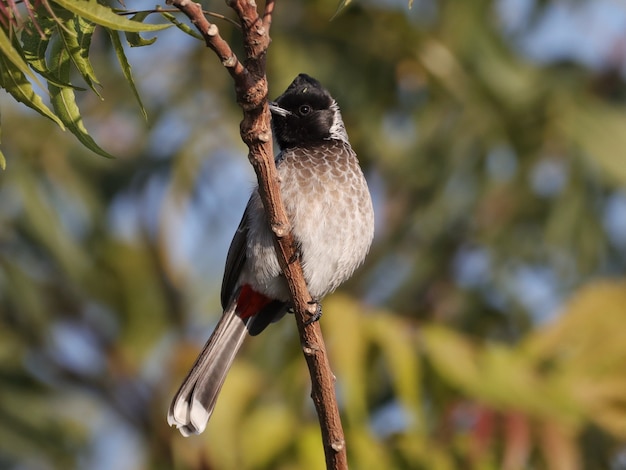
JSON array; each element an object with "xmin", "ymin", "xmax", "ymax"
[{"xmin": 0, "ymin": 0, "xmax": 173, "ymax": 165}]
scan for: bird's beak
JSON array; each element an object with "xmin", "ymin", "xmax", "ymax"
[{"xmin": 268, "ymin": 102, "xmax": 292, "ymax": 117}]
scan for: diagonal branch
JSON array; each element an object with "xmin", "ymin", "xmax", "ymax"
[{"xmin": 167, "ymin": 1, "xmax": 348, "ymax": 469}]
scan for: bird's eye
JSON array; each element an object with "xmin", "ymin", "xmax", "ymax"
[{"xmin": 299, "ymin": 105, "xmax": 311, "ymax": 115}]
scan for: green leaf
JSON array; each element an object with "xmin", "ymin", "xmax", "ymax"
[
  {"xmin": 0, "ymin": 54, "xmax": 65, "ymax": 129},
  {"xmin": 21, "ymin": 10, "xmax": 84, "ymax": 90},
  {"xmin": 56, "ymin": 14, "xmax": 102, "ymax": 97},
  {"xmin": 0, "ymin": 26, "xmax": 44, "ymax": 89},
  {"xmin": 20, "ymin": 12, "xmax": 75, "ymax": 88},
  {"xmin": 158, "ymin": 11, "xmax": 203, "ymax": 41},
  {"xmin": 74, "ymin": 16, "xmax": 101, "ymax": 94},
  {"xmin": 48, "ymin": 39, "xmax": 114, "ymax": 159},
  {"xmin": 21, "ymin": 14, "xmax": 55, "ymax": 73},
  {"xmin": 52, "ymin": 0, "xmax": 170, "ymax": 32},
  {"xmin": 107, "ymin": 29, "xmax": 147, "ymax": 120},
  {"xmin": 125, "ymin": 12, "xmax": 158, "ymax": 47}
]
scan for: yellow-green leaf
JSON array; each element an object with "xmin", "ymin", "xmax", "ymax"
[
  {"xmin": 74, "ymin": 16, "xmax": 102, "ymax": 95},
  {"xmin": 0, "ymin": 25, "xmax": 44, "ymax": 88},
  {"xmin": 22, "ymin": 15, "xmax": 75, "ymax": 89},
  {"xmin": 21, "ymin": 13, "xmax": 54, "ymax": 73},
  {"xmin": 107, "ymin": 29, "xmax": 147, "ymax": 120},
  {"xmin": 0, "ymin": 54, "xmax": 65, "ymax": 129},
  {"xmin": 52, "ymin": 0, "xmax": 170, "ymax": 32},
  {"xmin": 125, "ymin": 12, "xmax": 158, "ymax": 47},
  {"xmin": 48, "ymin": 39, "xmax": 114, "ymax": 158},
  {"xmin": 53, "ymin": 14, "xmax": 101, "ymax": 97},
  {"xmin": 158, "ymin": 11, "xmax": 203, "ymax": 41}
]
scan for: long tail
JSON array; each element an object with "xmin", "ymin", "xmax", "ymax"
[{"xmin": 167, "ymin": 301, "xmax": 248, "ymax": 436}]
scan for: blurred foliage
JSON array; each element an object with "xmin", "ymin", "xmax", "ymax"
[{"xmin": 1, "ymin": 0, "xmax": 626, "ymax": 469}]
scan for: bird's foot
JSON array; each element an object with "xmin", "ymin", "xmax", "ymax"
[
  {"xmin": 304, "ymin": 299, "xmax": 322, "ymax": 325},
  {"xmin": 288, "ymin": 240, "xmax": 302, "ymax": 264}
]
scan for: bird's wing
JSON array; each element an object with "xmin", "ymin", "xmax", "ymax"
[{"xmin": 220, "ymin": 201, "xmax": 250, "ymax": 309}]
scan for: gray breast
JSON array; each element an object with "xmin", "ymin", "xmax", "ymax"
[
  {"xmin": 276, "ymin": 141, "xmax": 374, "ymax": 298},
  {"xmin": 241, "ymin": 140, "xmax": 374, "ymax": 301}
]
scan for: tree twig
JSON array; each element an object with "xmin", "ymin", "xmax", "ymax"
[
  {"xmin": 117, "ymin": 7, "xmax": 242, "ymax": 30},
  {"xmin": 166, "ymin": 1, "xmax": 348, "ymax": 468}
]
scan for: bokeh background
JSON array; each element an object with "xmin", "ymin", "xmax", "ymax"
[{"xmin": 2, "ymin": 0, "xmax": 626, "ymax": 468}]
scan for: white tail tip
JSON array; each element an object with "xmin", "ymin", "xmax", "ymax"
[{"xmin": 167, "ymin": 398, "xmax": 211, "ymax": 437}]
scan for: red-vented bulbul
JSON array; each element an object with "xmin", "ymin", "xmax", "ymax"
[{"xmin": 168, "ymin": 74, "xmax": 375, "ymax": 436}]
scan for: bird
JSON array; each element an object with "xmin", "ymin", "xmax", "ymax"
[{"xmin": 167, "ymin": 73, "xmax": 375, "ymax": 436}]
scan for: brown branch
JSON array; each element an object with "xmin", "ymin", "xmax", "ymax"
[{"xmin": 167, "ymin": 1, "xmax": 347, "ymax": 468}]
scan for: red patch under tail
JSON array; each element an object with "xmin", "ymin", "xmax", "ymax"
[{"xmin": 236, "ymin": 284, "xmax": 273, "ymax": 319}]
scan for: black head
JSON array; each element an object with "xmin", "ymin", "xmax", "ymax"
[{"xmin": 269, "ymin": 74, "xmax": 347, "ymax": 149}]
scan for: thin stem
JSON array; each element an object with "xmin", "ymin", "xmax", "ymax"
[{"xmin": 116, "ymin": 7, "xmax": 242, "ymax": 29}]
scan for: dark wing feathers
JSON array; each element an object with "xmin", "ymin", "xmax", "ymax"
[{"xmin": 220, "ymin": 203, "xmax": 250, "ymax": 309}]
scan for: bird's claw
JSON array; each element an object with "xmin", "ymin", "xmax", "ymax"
[
  {"xmin": 304, "ymin": 299, "xmax": 322, "ymax": 325},
  {"xmin": 288, "ymin": 240, "xmax": 302, "ymax": 264}
]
